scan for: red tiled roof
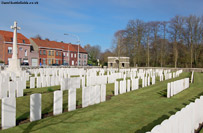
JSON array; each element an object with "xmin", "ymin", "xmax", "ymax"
[
  {"xmin": 0, "ymin": 30, "xmax": 30, "ymax": 44},
  {"xmin": 30, "ymin": 38, "xmax": 78, "ymax": 52},
  {"xmin": 71, "ymin": 44, "xmax": 87, "ymax": 53}
]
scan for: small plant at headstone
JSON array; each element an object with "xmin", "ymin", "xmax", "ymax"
[{"xmin": 47, "ymin": 87, "xmax": 54, "ymax": 92}]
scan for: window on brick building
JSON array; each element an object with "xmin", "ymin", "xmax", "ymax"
[
  {"xmin": 19, "ymin": 47, "xmax": 23, "ymax": 51},
  {"xmin": 56, "ymin": 59, "xmax": 59, "ymax": 64},
  {"xmin": 43, "ymin": 50, "xmax": 46, "ymax": 55},
  {"xmin": 84, "ymin": 54, "xmax": 86, "ymax": 59},
  {"xmin": 48, "ymin": 59, "xmax": 51, "ymax": 65},
  {"xmin": 59, "ymin": 52, "xmax": 61, "ymax": 56},
  {"xmin": 74, "ymin": 53, "xmax": 76, "ymax": 58},
  {"xmin": 43, "ymin": 58, "xmax": 46, "ymax": 65},
  {"xmin": 52, "ymin": 51, "xmax": 54, "ymax": 56},
  {"xmin": 79, "ymin": 54, "xmax": 81, "ymax": 58},
  {"xmin": 71, "ymin": 53, "xmax": 73, "ymax": 58},
  {"xmin": 40, "ymin": 50, "xmax": 42, "ymax": 55},
  {"xmin": 49, "ymin": 51, "xmax": 51, "ymax": 56},
  {"xmin": 56, "ymin": 51, "xmax": 58, "ymax": 56},
  {"xmin": 8, "ymin": 47, "xmax": 12, "ymax": 54},
  {"xmin": 23, "ymin": 40, "xmax": 25, "ymax": 43},
  {"xmin": 11, "ymin": 38, "xmax": 13, "ymax": 42},
  {"xmin": 67, "ymin": 52, "xmax": 69, "ymax": 56},
  {"xmin": 25, "ymin": 50, "xmax": 27, "ymax": 56}
]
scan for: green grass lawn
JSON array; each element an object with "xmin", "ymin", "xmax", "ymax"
[{"xmin": 2, "ymin": 72, "xmax": 203, "ymax": 133}]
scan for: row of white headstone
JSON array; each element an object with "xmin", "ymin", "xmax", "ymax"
[
  {"xmin": 60, "ymin": 77, "xmax": 81, "ymax": 91},
  {"xmin": 82, "ymin": 84, "xmax": 106, "ymax": 108},
  {"xmin": 142, "ymin": 76, "xmax": 156, "ymax": 88},
  {"xmin": 1, "ymin": 83, "xmax": 107, "ymax": 130},
  {"xmin": 87, "ymin": 75, "xmax": 108, "ymax": 86},
  {"xmin": 167, "ymin": 78, "xmax": 190, "ymax": 98},
  {"xmin": 1, "ymin": 93, "xmax": 42, "ymax": 130},
  {"xmin": 160, "ymin": 70, "xmax": 183, "ymax": 82},
  {"xmin": 148, "ymin": 96, "xmax": 203, "ymax": 133},
  {"xmin": 114, "ymin": 78, "xmax": 139, "ymax": 95},
  {"xmin": 0, "ymin": 76, "xmax": 26, "ymax": 99},
  {"xmin": 30, "ymin": 75, "xmax": 62, "ymax": 89}
]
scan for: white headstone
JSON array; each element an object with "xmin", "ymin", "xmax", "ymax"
[
  {"xmin": 82, "ymin": 87, "xmax": 89, "ymax": 108},
  {"xmin": 167, "ymin": 83, "xmax": 171, "ymax": 98},
  {"xmin": 120, "ymin": 81, "xmax": 123, "ymax": 94},
  {"xmin": 100, "ymin": 84, "xmax": 106, "ymax": 102},
  {"xmin": 42, "ymin": 76, "xmax": 47, "ymax": 87},
  {"xmin": 114, "ymin": 81, "xmax": 118, "ymax": 95},
  {"xmin": 30, "ymin": 77, "xmax": 35, "ymax": 89},
  {"xmin": 127, "ymin": 79, "xmax": 130, "ymax": 92},
  {"xmin": 51, "ymin": 76, "xmax": 55, "ymax": 86},
  {"xmin": 16, "ymin": 80, "xmax": 23, "ymax": 97},
  {"xmin": 9, "ymin": 81, "xmax": 16, "ymax": 97},
  {"xmin": 148, "ymin": 77, "xmax": 150, "ymax": 86},
  {"xmin": 46, "ymin": 76, "xmax": 51, "ymax": 87},
  {"xmin": 30, "ymin": 93, "xmax": 41, "ymax": 122},
  {"xmin": 1, "ymin": 97, "xmax": 16, "ymax": 129},
  {"xmin": 53, "ymin": 91, "xmax": 63, "ymax": 115},
  {"xmin": 95, "ymin": 85, "xmax": 101, "ymax": 104},
  {"xmin": 36, "ymin": 77, "xmax": 41, "ymax": 88},
  {"xmin": 82, "ymin": 76, "xmax": 85, "ymax": 88},
  {"xmin": 0, "ymin": 82, "xmax": 8, "ymax": 99},
  {"xmin": 68, "ymin": 88, "xmax": 76, "ymax": 111}
]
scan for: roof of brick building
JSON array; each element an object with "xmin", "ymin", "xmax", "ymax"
[
  {"xmin": 0, "ymin": 30, "xmax": 30, "ymax": 44},
  {"xmin": 30, "ymin": 38, "xmax": 87, "ymax": 53}
]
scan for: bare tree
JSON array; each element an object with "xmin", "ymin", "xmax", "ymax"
[
  {"xmin": 34, "ymin": 34, "xmax": 42, "ymax": 40},
  {"xmin": 169, "ymin": 16, "xmax": 184, "ymax": 68}
]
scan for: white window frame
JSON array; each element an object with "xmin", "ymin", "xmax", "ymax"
[
  {"xmin": 25, "ymin": 49, "xmax": 27, "ymax": 56},
  {"xmin": 43, "ymin": 58, "xmax": 46, "ymax": 65},
  {"xmin": 8, "ymin": 47, "xmax": 12, "ymax": 54}
]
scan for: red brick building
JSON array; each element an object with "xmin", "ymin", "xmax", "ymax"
[
  {"xmin": 0, "ymin": 30, "xmax": 87, "ymax": 66},
  {"xmin": 30, "ymin": 38, "xmax": 88, "ymax": 66},
  {"xmin": 0, "ymin": 30, "xmax": 39, "ymax": 66},
  {"xmin": 72, "ymin": 44, "xmax": 88, "ymax": 66}
]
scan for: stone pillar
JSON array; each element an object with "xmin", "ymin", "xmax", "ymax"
[{"xmin": 6, "ymin": 21, "xmax": 22, "ymax": 76}]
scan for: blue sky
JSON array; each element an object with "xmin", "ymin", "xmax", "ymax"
[{"xmin": 0, "ymin": 0, "xmax": 202, "ymax": 51}]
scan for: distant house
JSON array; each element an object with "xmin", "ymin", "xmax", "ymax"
[
  {"xmin": 71, "ymin": 44, "xmax": 88, "ymax": 66},
  {"xmin": 108, "ymin": 57, "xmax": 130, "ymax": 68},
  {"xmin": 0, "ymin": 30, "xmax": 39, "ymax": 66},
  {"xmin": 30, "ymin": 38, "xmax": 88, "ymax": 66}
]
